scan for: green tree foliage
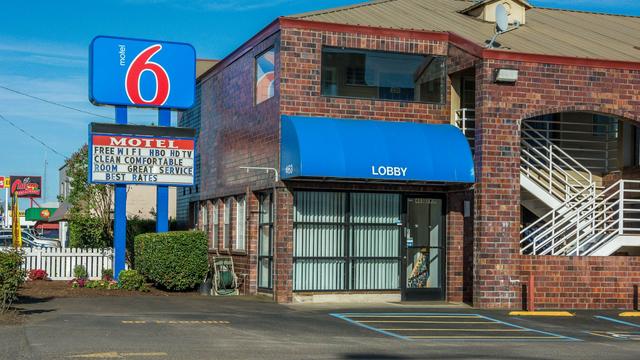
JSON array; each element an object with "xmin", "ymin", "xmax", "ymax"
[
  {"xmin": 0, "ymin": 249, "xmax": 26, "ymax": 314},
  {"xmin": 62, "ymin": 146, "xmax": 113, "ymax": 248},
  {"xmin": 135, "ymin": 231, "xmax": 208, "ymax": 291}
]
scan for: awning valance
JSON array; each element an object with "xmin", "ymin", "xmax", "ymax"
[{"xmin": 280, "ymin": 115, "xmax": 475, "ymax": 183}]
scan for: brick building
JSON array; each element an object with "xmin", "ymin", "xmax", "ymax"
[{"xmin": 178, "ymin": 0, "xmax": 640, "ymax": 308}]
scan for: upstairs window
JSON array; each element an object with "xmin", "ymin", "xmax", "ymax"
[
  {"xmin": 321, "ymin": 47, "xmax": 445, "ymax": 103},
  {"xmin": 256, "ymin": 48, "xmax": 275, "ymax": 104}
]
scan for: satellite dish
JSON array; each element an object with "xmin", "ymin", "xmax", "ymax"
[{"xmin": 495, "ymin": 4, "xmax": 509, "ymax": 33}]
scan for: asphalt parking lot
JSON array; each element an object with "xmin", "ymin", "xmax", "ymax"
[{"xmin": 1, "ymin": 296, "xmax": 640, "ymax": 359}]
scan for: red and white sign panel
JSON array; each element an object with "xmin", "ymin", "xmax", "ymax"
[{"xmin": 89, "ymin": 133, "xmax": 195, "ymax": 186}]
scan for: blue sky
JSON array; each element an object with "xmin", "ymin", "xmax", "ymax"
[{"xmin": 1, "ymin": 0, "xmax": 639, "ymax": 206}]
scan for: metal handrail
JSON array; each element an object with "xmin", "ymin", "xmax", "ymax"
[
  {"xmin": 521, "ymin": 123, "xmax": 593, "ymax": 202},
  {"xmin": 521, "ymin": 180, "xmax": 640, "ymax": 256}
]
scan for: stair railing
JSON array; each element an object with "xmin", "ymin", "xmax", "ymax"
[
  {"xmin": 521, "ymin": 122, "xmax": 593, "ymax": 202},
  {"xmin": 521, "ymin": 179, "xmax": 640, "ymax": 256}
]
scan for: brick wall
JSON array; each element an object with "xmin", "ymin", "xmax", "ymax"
[
  {"xmin": 475, "ymin": 58, "xmax": 640, "ymax": 309},
  {"xmin": 279, "ymin": 27, "xmax": 450, "ymax": 123},
  {"xmin": 520, "ymin": 256, "xmax": 640, "ymax": 309},
  {"xmin": 198, "ymin": 33, "xmax": 281, "ymax": 200}
]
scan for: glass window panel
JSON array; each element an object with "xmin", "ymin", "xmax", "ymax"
[
  {"xmin": 321, "ymin": 47, "xmax": 445, "ymax": 103},
  {"xmin": 258, "ymin": 258, "xmax": 271, "ymax": 288},
  {"xmin": 350, "ymin": 225, "xmax": 399, "ymax": 258},
  {"xmin": 352, "ymin": 259, "xmax": 399, "ymax": 290},
  {"xmin": 256, "ymin": 48, "xmax": 275, "ymax": 104},
  {"xmin": 258, "ymin": 193, "xmax": 273, "ymax": 289},
  {"xmin": 293, "ymin": 191, "xmax": 401, "ymax": 292},
  {"xmin": 236, "ymin": 196, "xmax": 246, "ymax": 251},
  {"xmin": 293, "ymin": 259, "xmax": 345, "ymax": 291},
  {"xmin": 406, "ymin": 246, "xmax": 441, "ymax": 289}
]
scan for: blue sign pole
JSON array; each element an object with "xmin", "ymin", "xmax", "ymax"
[
  {"xmin": 156, "ymin": 108, "xmax": 170, "ymax": 233},
  {"xmin": 113, "ymin": 106, "xmax": 128, "ymax": 280}
]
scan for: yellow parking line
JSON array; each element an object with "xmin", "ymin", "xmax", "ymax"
[
  {"xmin": 380, "ymin": 328, "xmax": 527, "ymax": 332},
  {"xmin": 619, "ymin": 312, "xmax": 640, "ymax": 317},
  {"xmin": 359, "ymin": 320, "xmax": 495, "ymax": 324},
  {"xmin": 508, "ymin": 311, "xmax": 574, "ymax": 317},
  {"xmin": 407, "ymin": 336, "xmax": 556, "ymax": 339}
]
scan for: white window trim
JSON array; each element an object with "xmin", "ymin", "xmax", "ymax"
[
  {"xmin": 223, "ymin": 198, "xmax": 232, "ymax": 249},
  {"xmin": 236, "ymin": 196, "xmax": 246, "ymax": 251},
  {"xmin": 211, "ymin": 201, "xmax": 219, "ymax": 249}
]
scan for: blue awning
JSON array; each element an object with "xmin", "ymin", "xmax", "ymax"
[{"xmin": 280, "ymin": 115, "xmax": 475, "ymax": 183}]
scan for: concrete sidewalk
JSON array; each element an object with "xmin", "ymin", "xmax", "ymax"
[{"xmin": 1, "ymin": 296, "xmax": 639, "ymax": 360}]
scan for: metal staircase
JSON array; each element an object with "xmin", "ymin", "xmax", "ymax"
[{"xmin": 455, "ymin": 109, "xmax": 640, "ymax": 256}]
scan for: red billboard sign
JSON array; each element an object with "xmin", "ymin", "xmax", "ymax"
[{"xmin": 10, "ymin": 176, "xmax": 42, "ymax": 198}]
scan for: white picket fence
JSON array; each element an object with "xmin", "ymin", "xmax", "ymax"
[{"xmin": 21, "ymin": 248, "xmax": 118, "ymax": 280}]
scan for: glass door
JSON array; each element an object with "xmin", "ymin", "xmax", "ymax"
[{"xmin": 402, "ymin": 197, "xmax": 444, "ymax": 301}]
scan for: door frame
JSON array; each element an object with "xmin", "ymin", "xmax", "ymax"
[{"xmin": 400, "ymin": 193, "xmax": 447, "ymax": 301}]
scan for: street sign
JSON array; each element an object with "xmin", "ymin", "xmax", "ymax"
[
  {"xmin": 89, "ymin": 36, "xmax": 196, "ymax": 109},
  {"xmin": 0, "ymin": 176, "xmax": 8, "ymax": 189},
  {"xmin": 88, "ymin": 123, "xmax": 196, "ymax": 186},
  {"xmin": 9, "ymin": 176, "xmax": 42, "ymax": 198}
]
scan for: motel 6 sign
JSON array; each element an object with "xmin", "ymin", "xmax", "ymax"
[{"xmin": 89, "ymin": 36, "xmax": 196, "ymax": 109}]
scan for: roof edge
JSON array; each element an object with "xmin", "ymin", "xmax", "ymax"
[{"xmin": 196, "ymin": 16, "xmax": 640, "ymax": 88}]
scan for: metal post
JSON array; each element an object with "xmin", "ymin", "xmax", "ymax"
[
  {"xmin": 114, "ymin": 106, "xmax": 128, "ymax": 281},
  {"xmin": 619, "ymin": 181, "xmax": 625, "ymax": 235},
  {"xmin": 548, "ymin": 144, "xmax": 553, "ymax": 192},
  {"xmin": 156, "ymin": 108, "xmax": 171, "ymax": 233},
  {"xmin": 3, "ymin": 188, "xmax": 8, "ymax": 228},
  {"xmin": 527, "ymin": 274, "xmax": 535, "ymax": 312}
]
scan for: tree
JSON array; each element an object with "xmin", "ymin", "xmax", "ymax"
[{"xmin": 62, "ymin": 145, "xmax": 113, "ymax": 248}]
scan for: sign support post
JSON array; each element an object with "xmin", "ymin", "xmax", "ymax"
[
  {"xmin": 3, "ymin": 188, "xmax": 8, "ymax": 228},
  {"xmin": 113, "ymin": 106, "xmax": 128, "ymax": 281},
  {"xmin": 156, "ymin": 108, "xmax": 171, "ymax": 233}
]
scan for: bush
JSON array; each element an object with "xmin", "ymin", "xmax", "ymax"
[
  {"xmin": 28, "ymin": 269, "xmax": 48, "ymax": 281},
  {"xmin": 118, "ymin": 270, "xmax": 148, "ymax": 292},
  {"xmin": 102, "ymin": 268, "xmax": 113, "ymax": 281},
  {"xmin": 135, "ymin": 231, "xmax": 208, "ymax": 291},
  {"xmin": 0, "ymin": 249, "xmax": 26, "ymax": 313},
  {"xmin": 85, "ymin": 279, "xmax": 118, "ymax": 290},
  {"xmin": 69, "ymin": 214, "xmax": 111, "ymax": 248},
  {"xmin": 73, "ymin": 265, "xmax": 88, "ymax": 280}
]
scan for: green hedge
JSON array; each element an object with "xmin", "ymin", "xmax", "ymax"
[
  {"xmin": 0, "ymin": 249, "xmax": 25, "ymax": 313},
  {"xmin": 134, "ymin": 231, "xmax": 208, "ymax": 291}
]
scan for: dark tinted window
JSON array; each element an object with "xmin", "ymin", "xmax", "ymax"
[{"xmin": 321, "ymin": 47, "xmax": 445, "ymax": 103}]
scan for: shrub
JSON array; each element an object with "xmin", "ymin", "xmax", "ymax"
[
  {"xmin": 69, "ymin": 214, "xmax": 111, "ymax": 248},
  {"xmin": 28, "ymin": 269, "xmax": 48, "ymax": 281},
  {"xmin": 135, "ymin": 231, "xmax": 208, "ymax": 291},
  {"xmin": 118, "ymin": 270, "xmax": 148, "ymax": 292},
  {"xmin": 85, "ymin": 279, "xmax": 118, "ymax": 290},
  {"xmin": 102, "ymin": 269, "xmax": 113, "ymax": 281},
  {"xmin": 0, "ymin": 249, "xmax": 26, "ymax": 313},
  {"xmin": 73, "ymin": 265, "xmax": 88, "ymax": 280}
]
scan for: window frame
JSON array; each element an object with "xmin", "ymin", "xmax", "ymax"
[
  {"xmin": 255, "ymin": 46, "xmax": 276, "ymax": 105},
  {"xmin": 292, "ymin": 190, "xmax": 403, "ymax": 292},
  {"xmin": 235, "ymin": 195, "xmax": 246, "ymax": 251},
  {"xmin": 200, "ymin": 202, "xmax": 209, "ymax": 234},
  {"xmin": 223, "ymin": 197, "xmax": 232, "ymax": 249},
  {"xmin": 211, "ymin": 200, "xmax": 219, "ymax": 250},
  {"xmin": 320, "ymin": 46, "xmax": 447, "ymax": 105},
  {"xmin": 258, "ymin": 192, "xmax": 274, "ymax": 290}
]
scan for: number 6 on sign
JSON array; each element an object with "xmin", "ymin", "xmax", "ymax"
[
  {"xmin": 125, "ymin": 45, "xmax": 171, "ymax": 106},
  {"xmin": 89, "ymin": 36, "xmax": 195, "ymax": 109}
]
